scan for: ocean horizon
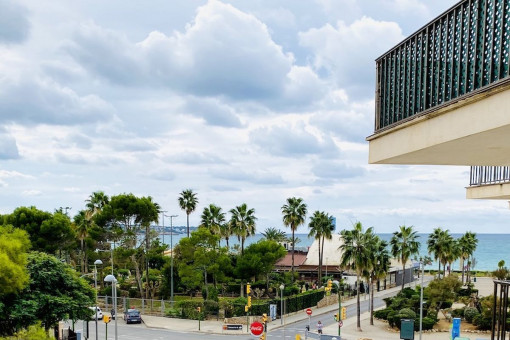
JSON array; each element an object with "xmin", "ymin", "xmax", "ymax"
[{"xmin": 157, "ymin": 232, "xmax": 508, "ymax": 272}]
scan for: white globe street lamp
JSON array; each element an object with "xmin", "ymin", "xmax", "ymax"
[
  {"xmin": 104, "ymin": 274, "xmax": 118, "ymax": 340},
  {"xmin": 280, "ymin": 284, "xmax": 285, "ymax": 326},
  {"xmin": 93, "ymin": 259, "xmax": 102, "ymax": 340}
]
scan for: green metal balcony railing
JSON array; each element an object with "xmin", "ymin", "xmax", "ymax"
[
  {"xmin": 375, "ymin": 0, "xmax": 510, "ymax": 132},
  {"xmin": 470, "ymin": 166, "xmax": 510, "ymax": 185}
]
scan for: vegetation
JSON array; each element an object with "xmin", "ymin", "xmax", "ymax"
[
  {"xmin": 178, "ymin": 189, "xmax": 198, "ymax": 238},
  {"xmin": 390, "ymin": 225, "xmax": 420, "ymax": 291},
  {"xmin": 281, "ymin": 197, "xmax": 307, "ymax": 280},
  {"xmin": 307, "ymin": 211, "xmax": 334, "ymax": 283}
]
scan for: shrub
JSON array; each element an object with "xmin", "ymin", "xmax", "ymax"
[
  {"xmin": 387, "ymin": 310, "xmax": 398, "ymax": 328},
  {"xmin": 421, "ymin": 316, "xmax": 436, "ymax": 330},
  {"xmin": 473, "ymin": 314, "xmax": 492, "ymax": 330},
  {"xmin": 165, "ymin": 307, "xmax": 181, "ymax": 318},
  {"xmin": 374, "ymin": 308, "xmax": 394, "ymax": 320},
  {"xmin": 451, "ymin": 308, "xmax": 465, "ymax": 318},
  {"xmin": 464, "ymin": 307, "xmax": 480, "ymax": 323}
]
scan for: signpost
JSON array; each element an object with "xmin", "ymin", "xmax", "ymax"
[
  {"xmin": 250, "ymin": 321, "xmax": 264, "ymax": 337},
  {"xmin": 305, "ymin": 308, "xmax": 312, "ymax": 332}
]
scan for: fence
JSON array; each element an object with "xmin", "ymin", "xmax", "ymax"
[
  {"xmin": 469, "ymin": 165, "xmax": 510, "ymax": 186},
  {"xmin": 97, "ymin": 296, "xmax": 171, "ymax": 317}
]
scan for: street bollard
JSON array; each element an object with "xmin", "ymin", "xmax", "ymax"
[{"xmin": 295, "ymin": 334, "xmax": 301, "ymax": 340}]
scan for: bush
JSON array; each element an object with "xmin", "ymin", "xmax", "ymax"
[
  {"xmin": 165, "ymin": 307, "xmax": 181, "ymax": 318},
  {"xmin": 464, "ymin": 307, "xmax": 480, "ymax": 323},
  {"xmin": 451, "ymin": 308, "xmax": 465, "ymax": 318},
  {"xmin": 440, "ymin": 301, "xmax": 453, "ymax": 308},
  {"xmin": 374, "ymin": 308, "xmax": 394, "ymax": 320},
  {"xmin": 387, "ymin": 310, "xmax": 398, "ymax": 328},
  {"xmin": 473, "ymin": 314, "xmax": 492, "ymax": 330},
  {"xmin": 421, "ymin": 317, "xmax": 436, "ymax": 330}
]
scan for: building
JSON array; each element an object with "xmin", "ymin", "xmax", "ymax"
[{"xmin": 367, "ymin": 0, "xmax": 510, "ymax": 200}]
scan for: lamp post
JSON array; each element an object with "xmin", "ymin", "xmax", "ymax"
[
  {"xmin": 419, "ymin": 260, "xmax": 424, "ymax": 340},
  {"xmin": 104, "ymin": 274, "xmax": 118, "ymax": 340},
  {"xmin": 166, "ymin": 214, "xmax": 178, "ymax": 308},
  {"xmin": 280, "ymin": 284, "xmax": 284, "ymax": 325},
  {"xmin": 333, "ymin": 280, "xmax": 341, "ymax": 337},
  {"xmin": 94, "ymin": 259, "xmax": 103, "ymax": 340}
]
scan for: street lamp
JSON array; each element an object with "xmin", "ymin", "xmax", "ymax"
[
  {"xmin": 165, "ymin": 214, "xmax": 178, "ymax": 308},
  {"xmin": 333, "ymin": 280, "xmax": 341, "ymax": 337},
  {"xmin": 104, "ymin": 274, "xmax": 118, "ymax": 340},
  {"xmin": 93, "ymin": 260, "xmax": 103, "ymax": 340},
  {"xmin": 419, "ymin": 260, "xmax": 424, "ymax": 340},
  {"xmin": 280, "ymin": 284, "xmax": 285, "ymax": 325}
]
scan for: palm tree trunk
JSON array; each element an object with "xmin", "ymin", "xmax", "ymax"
[
  {"xmin": 226, "ymin": 236, "xmax": 229, "ymax": 249},
  {"xmin": 438, "ymin": 260, "xmax": 441, "ymax": 277},
  {"xmin": 356, "ymin": 273, "xmax": 361, "ymax": 331},
  {"xmin": 370, "ymin": 276, "xmax": 375, "ymax": 325},
  {"xmin": 401, "ymin": 261, "xmax": 406, "ymax": 291},
  {"xmin": 187, "ymin": 213, "xmax": 190, "ymax": 238},
  {"xmin": 241, "ymin": 237, "xmax": 245, "ymax": 255},
  {"xmin": 291, "ymin": 229, "xmax": 295, "ymax": 281},
  {"xmin": 317, "ymin": 237, "xmax": 321, "ymax": 283}
]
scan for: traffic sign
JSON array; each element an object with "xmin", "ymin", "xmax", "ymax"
[
  {"xmin": 306, "ymin": 308, "xmax": 312, "ymax": 316},
  {"xmin": 250, "ymin": 321, "xmax": 264, "ymax": 336},
  {"xmin": 338, "ymin": 320, "xmax": 343, "ymax": 327}
]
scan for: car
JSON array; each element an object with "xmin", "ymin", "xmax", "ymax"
[
  {"xmin": 123, "ymin": 309, "xmax": 142, "ymax": 324},
  {"xmin": 89, "ymin": 306, "xmax": 103, "ymax": 320}
]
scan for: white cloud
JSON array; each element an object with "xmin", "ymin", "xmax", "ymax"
[
  {"xmin": 0, "ymin": 0, "xmax": 30, "ymax": 44},
  {"xmin": 299, "ymin": 16, "xmax": 404, "ymax": 96}
]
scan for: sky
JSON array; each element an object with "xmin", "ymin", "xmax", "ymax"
[{"xmin": 1, "ymin": 0, "xmax": 508, "ymax": 234}]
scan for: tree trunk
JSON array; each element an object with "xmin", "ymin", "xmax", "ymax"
[
  {"xmin": 356, "ymin": 273, "xmax": 362, "ymax": 331},
  {"xmin": 187, "ymin": 213, "xmax": 190, "ymax": 238},
  {"xmin": 401, "ymin": 260, "xmax": 406, "ymax": 291},
  {"xmin": 240, "ymin": 281, "xmax": 244, "ymax": 298},
  {"xmin": 317, "ymin": 237, "xmax": 321, "ymax": 284},
  {"xmin": 370, "ymin": 276, "xmax": 375, "ymax": 325},
  {"xmin": 132, "ymin": 255, "xmax": 144, "ymax": 298},
  {"xmin": 291, "ymin": 229, "xmax": 295, "ymax": 281},
  {"xmin": 226, "ymin": 236, "xmax": 229, "ymax": 249},
  {"xmin": 241, "ymin": 238, "xmax": 245, "ymax": 255}
]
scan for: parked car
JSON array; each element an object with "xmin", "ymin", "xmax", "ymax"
[
  {"xmin": 123, "ymin": 309, "xmax": 142, "ymax": 324},
  {"xmin": 89, "ymin": 306, "xmax": 103, "ymax": 320}
]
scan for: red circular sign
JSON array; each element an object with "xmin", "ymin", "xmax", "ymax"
[
  {"xmin": 338, "ymin": 320, "xmax": 343, "ymax": 327},
  {"xmin": 250, "ymin": 321, "xmax": 264, "ymax": 336},
  {"xmin": 306, "ymin": 308, "xmax": 312, "ymax": 316}
]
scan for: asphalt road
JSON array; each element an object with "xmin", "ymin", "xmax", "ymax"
[{"xmin": 73, "ymin": 289, "xmax": 401, "ymax": 340}]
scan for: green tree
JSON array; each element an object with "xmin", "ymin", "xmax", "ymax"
[
  {"xmin": 95, "ymin": 193, "xmax": 160, "ymax": 298},
  {"xmin": 261, "ymin": 227, "xmax": 287, "ymax": 242},
  {"xmin": 367, "ymin": 235, "xmax": 390, "ymax": 325},
  {"xmin": 427, "ymin": 228, "xmax": 452, "ymax": 276},
  {"xmin": 390, "ymin": 225, "xmax": 420, "ymax": 290},
  {"xmin": 235, "ymin": 240, "xmax": 286, "ymax": 289},
  {"xmin": 0, "ymin": 225, "xmax": 30, "ymax": 296},
  {"xmin": 7, "ymin": 206, "xmax": 52, "ymax": 252},
  {"xmin": 425, "ymin": 275, "xmax": 462, "ymax": 312},
  {"xmin": 307, "ymin": 211, "xmax": 334, "ymax": 283},
  {"xmin": 281, "ymin": 197, "xmax": 307, "ymax": 279},
  {"xmin": 0, "ymin": 252, "xmax": 94, "ymax": 335},
  {"xmin": 229, "ymin": 203, "xmax": 257, "ymax": 255},
  {"xmin": 340, "ymin": 221, "xmax": 373, "ymax": 331},
  {"xmin": 86, "ymin": 191, "xmax": 110, "ymax": 215},
  {"xmin": 200, "ymin": 204, "xmax": 225, "ymax": 247},
  {"xmin": 458, "ymin": 231, "xmax": 477, "ymax": 284},
  {"xmin": 178, "ymin": 189, "xmax": 198, "ymax": 238},
  {"xmin": 39, "ymin": 212, "xmax": 75, "ymax": 257}
]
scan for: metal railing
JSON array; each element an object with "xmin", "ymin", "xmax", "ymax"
[
  {"xmin": 375, "ymin": 0, "xmax": 510, "ymax": 132},
  {"xmin": 469, "ymin": 166, "xmax": 510, "ymax": 186},
  {"xmin": 98, "ymin": 296, "xmax": 173, "ymax": 317}
]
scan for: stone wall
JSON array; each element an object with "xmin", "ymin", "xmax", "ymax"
[{"xmin": 317, "ymin": 294, "xmax": 339, "ymax": 308}]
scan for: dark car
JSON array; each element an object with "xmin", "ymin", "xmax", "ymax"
[{"xmin": 123, "ymin": 309, "xmax": 142, "ymax": 324}]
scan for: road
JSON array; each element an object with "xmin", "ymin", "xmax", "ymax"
[{"xmin": 74, "ymin": 290, "xmax": 399, "ymax": 340}]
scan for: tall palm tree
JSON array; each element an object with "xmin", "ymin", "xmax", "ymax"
[
  {"xmin": 340, "ymin": 221, "xmax": 373, "ymax": 331},
  {"xmin": 229, "ymin": 203, "xmax": 257, "ymax": 255},
  {"xmin": 262, "ymin": 227, "xmax": 287, "ymax": 242},
  {"xmin": 178, "ymin": 189, "xmax": 198, "ymax": 237},
  {"xmin": 368, "ymin": 235, "xmax": 390, "ymax": 326},
  {"xmin": 427, "ymin": 228, "xmax": 447, "ymax": 274},
  {"xmin": 200, "ymin": 204, "xmax": 225, "ymax": 243},
  {"xmin": 281, "ymin": 197, "xmax": 307, "ymax": 279},
  {"xmin": 220, "ymin": 223, "xmax": 232, "ymax": 249},
  {"xmin": 458, "ymin": 231, "xmax": 478, "ymax": 284},
  {"xmin": 308, "ymin": 211, "xmax": 334, "ymax": 283},
  {"xmin": 86, "ymin": 191, "xmax": 109, "ymax": 216},
  {"xmin": 74, "ymin": 210, "xmax": 93, "ymax": 273},
  {"xmin": 390, "ymin": 225, "xmax": 420, "ymax": 290},
  {"xmin": 446, "ymin": 238, "xmax": 461, "ymax": 275}
]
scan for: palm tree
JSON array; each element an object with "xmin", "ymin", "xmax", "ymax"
[
  {"xmin": 445, "ymin": 238, "xmax": 461, "ymax": 276},
  {"xmin": 340, "ymin": 221, "xmax": 373, "ymax": 331},
  {"xmin": 390, "ymin": 225, "xmax": 420, "ymax": 290},
  {"xmin": 281, "ymin": 197, "xmax": 307, "ymax": 279},
  {"xmin": 74, "ymin": 210, "xmax": 93, "ymax": 273},
  {"xmin": 308, "ymin": 211, "xmax": 334, "ymax": 283},
  {"xmin": 178, "ymin": 189, "xmax": 198, "ymax": 237},
  {"xmin": 220, "ymin": 223, "xmax": 232, "ymax": 248},
  {"xmin": 262, "ymin": 227, "xmax": 287, "ymax": 242},
  {"xmin": 427, "ymin": 228, "xmax": 447, "ymax": 275},
  {"xmin": 458, "ymin": 231, "xmax": 478, "ymax": 284},
  {"xmin": 86, "ymin": 191, "xmax": 109, "ymax": 215},
  {"xmin": 368, "ymin": 235, "xmax": 390, "ymax": 326},
  {"xmin": 200, "ymin": 204, "xmax": 225, "ymax": 245},
  {"xmin": 229, "ymin": 203, "xmax": 257, "ymax": 255}
]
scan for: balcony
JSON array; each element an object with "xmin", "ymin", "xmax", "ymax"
[
  {"xmin": 368, "ymin": 0, "xmax": 510, "ymax": 166},
  {"xmin": 466, "ymin": 166, "xmax": 510, "ymax": 199}
]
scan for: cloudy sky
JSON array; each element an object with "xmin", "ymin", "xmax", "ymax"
[{"xmin": 1, "ymin": 0, "xmax": 508, "ymax": 234}]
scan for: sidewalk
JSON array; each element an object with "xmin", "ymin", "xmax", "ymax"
[{"xmin": 142, "ymin": 277, "xmax": 432, "ymax": 335}]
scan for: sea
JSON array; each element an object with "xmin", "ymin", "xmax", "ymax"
[{"xmin": 156, "ymin": 232, "xmax": 508, "ymax": 272}]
